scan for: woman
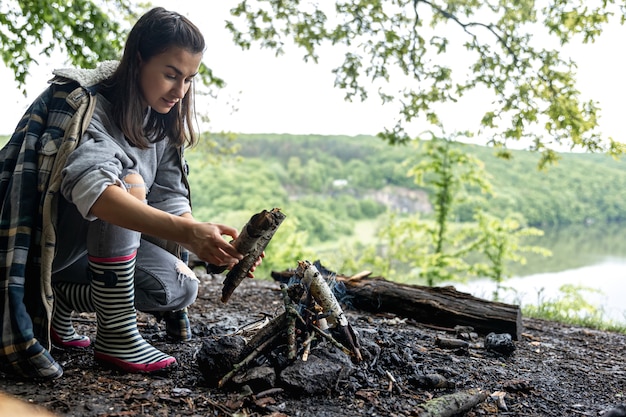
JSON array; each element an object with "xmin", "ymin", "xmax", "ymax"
[{"xmin": 49, "ymin": 7, "xmax": 257, "ymax": 373}]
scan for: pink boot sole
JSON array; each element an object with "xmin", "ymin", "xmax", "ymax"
[
  {"xmin": 51, "ymin": 328, "xmax": 91, "ymax": 349},
  {"xmin": 94, "ymin": 351, "xmax": 177, "ymax": 373}
]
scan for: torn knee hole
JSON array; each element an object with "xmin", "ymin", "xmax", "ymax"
[{"xmin": 176, "ymin": 260, "xmax": 198, "ymax": 283}]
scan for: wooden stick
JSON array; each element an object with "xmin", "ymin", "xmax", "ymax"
[
  {"xmin": 239, "ymin": 311, "xmax": 288, "ymax": 360},
  {"xmin": 296, "ymin": 261, "xmax": 362, "ymax": 360},
  {"xmin": 218, "ymin": 332, "xmax": 281, "ymax": 389},
  {"xmin": 301, "ymin": 332, "xmax": 315, "ymax": 361},
  {"xmin": 294, "ymin": 313, "xmax": 354, "ymax": 357},
  {"xmin": 281, "ymin": 284, "xmax": 298, "ymax": 360},
  {"xmin": 221, "ymin": 208, "xmax": 286, "ymax": 303},
  {"xmin": 415, "ymin": 388, "xmax": 488, "ymax": 417}
]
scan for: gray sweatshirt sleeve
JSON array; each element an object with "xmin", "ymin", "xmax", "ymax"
[{"xmin": 60, "ymin": 130, "xmax": 127, "ymax": 220}]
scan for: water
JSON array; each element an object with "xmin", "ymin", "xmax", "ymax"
[
  {"xmin": 443, "ymin": 223, "xmax": 626, "ymax": 324},
  {"xmin": 451, "ymin": 259, "xmax": 626, "ymax": 324}
]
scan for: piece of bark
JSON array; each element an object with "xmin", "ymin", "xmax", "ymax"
[
  {"xmin": 271, "ymin": 271, "xmax": 523, "ymax": 340},
  {"xmin": 435, "ymin": 336, "xmax": 470, "ymax": 350},
  {"xmin": 415, "ymin": 388, "xmax": 488, "ymax": 417},
  {"xmin": 220, "ymin": 208, "xmax": 286, "ymax": 303}
]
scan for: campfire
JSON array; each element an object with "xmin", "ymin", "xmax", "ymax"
[{"xmin": 197, "ymin": 260, "xmax": 363, "ymax": 394}]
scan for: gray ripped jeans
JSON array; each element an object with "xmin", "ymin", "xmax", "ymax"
[{"xmin": 51, "ymin": 196, "xmax": 199, "ymax": 313}]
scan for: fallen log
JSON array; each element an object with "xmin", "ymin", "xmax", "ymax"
[
  {"xmin": 272, "ymin": 269, "xmax": 523, "ymax": 340},
  {"xmin": 415, "ymin": 388, "xmax": 489, "ymax": 417}
]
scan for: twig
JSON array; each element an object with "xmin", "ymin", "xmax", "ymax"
[
  {"xmin": 255, "ymin": 388, "xmax": 284, "ymax": 399},
  {"xmin": 218, "ymin": 331, "xmax": 281, "ymax": 389},
  {"xmin": 301, "ymin": 332, "xmax": 315, "ymax": 361},
  {"xmin": 295, "ymin": 313, "xmax": 353, "ymax": 357},
  {"xmin": 239, "ymin": 312, "xmax": 288, "ymax": 359},
  {"xmin": 281, "ymin": 284, "xmax": 298, "ymax": 360},
  {"xmin": 386, "ymin": 370, "xmax": 396, "ymax": 392}
]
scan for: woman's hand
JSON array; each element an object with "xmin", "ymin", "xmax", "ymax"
[
  {"xmin": 246, "ymin": 251, "xmax": 265, "ymax": 278},
  {"xmin": 183, "ymin": 222, "xmax": 243, "ymax": 268},
  {"xmin": 181, "ymin": 214, "xmax": 264, "ymax": 277}
]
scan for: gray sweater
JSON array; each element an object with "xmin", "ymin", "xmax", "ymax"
[{"xmin": 60, "ymin": 96, "xmax": 191, "ymax": 220}]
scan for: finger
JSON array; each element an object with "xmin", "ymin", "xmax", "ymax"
[
  {"xmin": 216, "ymin": 240, "xmax": 244, "ymax": 261},
  {"xmin": 210, "ymin": 248, "xmax": 241, "ymax": 267},
  {"xmin": 217, "ymin": 224, "xmax": 239, "ymax": 240}
]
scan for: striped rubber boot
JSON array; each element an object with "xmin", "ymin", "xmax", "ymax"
[
  {"xmin": 51, "ymin": 282, "xmax": 94, "ymax": 348},
  {"xmin": 89, "ymin": 252, "xmax": 176, "ymax": 373}
]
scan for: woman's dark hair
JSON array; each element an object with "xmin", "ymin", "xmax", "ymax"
[{"xmin": 102, "ymin": 7, "xmax": 205, "ymax": 148}]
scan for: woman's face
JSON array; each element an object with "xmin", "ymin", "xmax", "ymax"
[{"xmin": 138, "ymin": 46, "xmax": 203, "ymax": 114}]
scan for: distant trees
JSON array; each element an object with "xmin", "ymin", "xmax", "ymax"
[
  {"xmin": 190, "ymin": 134, "xmax": 624, "ymax": 283},
  {"xmin": 213, "ymin": 134, "xmax": 626, "ymax": 231}
]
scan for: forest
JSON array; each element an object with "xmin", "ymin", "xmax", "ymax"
[
  {"xmin": 185, "ymin": 133, "xmax": 626, "ymax": 281},
  {"xmin": 191, "ymin": 134, "xmax": 626, "ymax": 225}
]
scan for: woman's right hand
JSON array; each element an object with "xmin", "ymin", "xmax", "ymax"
[{"xmin": 182, "ymin": 221, "xmax": 243, "ymax": 268}]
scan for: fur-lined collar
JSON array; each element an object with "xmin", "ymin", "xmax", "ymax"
[{"xmin": 49, "ymin": 60, "xmax": 119, "ymax": 88}]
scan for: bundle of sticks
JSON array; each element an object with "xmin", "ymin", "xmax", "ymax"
[{"xmin": 218, "ymin": 260, "xmax": 362, "ymax": 388}]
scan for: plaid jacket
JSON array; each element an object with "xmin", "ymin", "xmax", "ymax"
[{"xmin": 0, "ymin": 69, "xmax": 107, "ymax": 379}]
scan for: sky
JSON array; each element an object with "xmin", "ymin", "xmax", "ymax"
[{"xmin": 1, "ymin": 2, "xmax": 625, "ymax": 146}]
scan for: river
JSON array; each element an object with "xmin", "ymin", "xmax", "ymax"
[{"xmin": 448, "ymin": 224, "xmax": 626, "ymax": 325}]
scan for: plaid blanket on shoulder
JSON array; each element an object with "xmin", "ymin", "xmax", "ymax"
[{"xmin": 0, "ymin": 64, "xmax": 113, "ymax": 379}]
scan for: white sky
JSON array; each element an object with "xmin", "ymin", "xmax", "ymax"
[{"xmin": 1, "ymin": 1, "xmax": 625, "ymax": 146}]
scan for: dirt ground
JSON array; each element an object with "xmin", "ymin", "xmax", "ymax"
[{"xmin": 1, "ymin": 270, "xmax": 625, "ymax": 417}]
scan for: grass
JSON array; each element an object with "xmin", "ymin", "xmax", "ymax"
[
  {"xmin": 521, "ymin": 286, "xmax": 626, "ymax": 334},
  {"xmin": 523, "ymin": 307, "xmax": 626, "ymax": 334}
]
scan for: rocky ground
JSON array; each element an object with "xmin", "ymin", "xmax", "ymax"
[{"xmin": 1, "ymin": 270, "xmax": 625, "ymax": 417}]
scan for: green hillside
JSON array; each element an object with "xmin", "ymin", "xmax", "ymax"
[
  {"xmin": 187, "ymin": 133, "xmax": 626, "ymax": 229},
  {"xmin": 181, "ymin": 133, "xmax": 626, "ymax": 278}
]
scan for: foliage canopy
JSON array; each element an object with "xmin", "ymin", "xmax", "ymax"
[
  {"xmin": 0, "ymin": 0, "xmax": 224, "ymax": 93},
  {"xmin": 4, "ymin": 1, "xmax": 626, "ymax": 165},
  {"xmin": 226, "ymin": 0, "xmax": 626, "ymax": 166},
  {"xmin": 0, "ymin": 0, "xmax": 133, "ymax": 89}
]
